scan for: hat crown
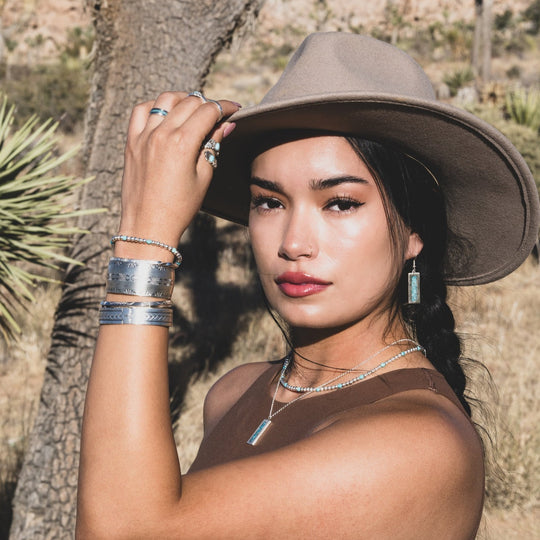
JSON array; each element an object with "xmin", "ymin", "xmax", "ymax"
[{"xmin": 262, "ymin": 32, "xmax": 436, "ymax": 104}]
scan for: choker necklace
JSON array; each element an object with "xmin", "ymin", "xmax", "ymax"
[
  {"xmin": 247, "ymin": 341, "xmax": 425, "ymax": 446},
  {"xmin": 281, "ymin": 339, "xmax": 421, "ymax": 393}
]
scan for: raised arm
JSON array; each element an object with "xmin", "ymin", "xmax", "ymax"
[
  {"xmin": 76, "ymin": 93, "xmax": 483, "ymax": 540},
  {"xmin": 76, "ymin": 91, "xmax": 240, "ymax": 535}
]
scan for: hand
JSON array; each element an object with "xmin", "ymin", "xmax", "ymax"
[{"xmin": 117, "ymin": 92, "xmax": 240, "ymax": 254}]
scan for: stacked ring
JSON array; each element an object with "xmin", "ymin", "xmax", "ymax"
[
  {"xmin": 207, "ymin": 99, "xmax": 224, "ymax": 122},
  {"xmin": 188, "ymin": 91, "xmax": 207, "ymax": 103},
  {"xmin": 204, "ymin": 139, "xmax": 221, "ymax": 156},
  {"xmin": 204, "ymin": 149, "xmax": 218, "ymax": 169},
  {"xmin": 149, "ymin": 107, "xmax": 168, "ymax": 117}
]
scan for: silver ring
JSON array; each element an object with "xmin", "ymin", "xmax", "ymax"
[
  {"xmin": 204, "ymin": 149, "xmax": 218, "ymax": 169},
  {"xmin": 203, "ymin": 139, "xmax": 221, "ymax": 156},
  {"xmin": 206, "ymin": 99, "xmax": 224, "ymax": 122},
  {"xmin": 187, "ymin": 91, "xmax": 207, "ymax": 103},
  {"xmin": 149, "ymin": 107, "xmax": 168, "ymax": 117}
]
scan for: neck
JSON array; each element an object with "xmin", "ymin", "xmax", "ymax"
[{"xmin": 287, "ymin": 315, "xmax": 421, "ymax": 388}]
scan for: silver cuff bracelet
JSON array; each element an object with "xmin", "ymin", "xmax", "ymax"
[
  {"xmin": 99, "ymin": 305, "xmax": 173, "ymax": 327},
  {"xmin": 106, "ymin": 257, "xmax": 176, "ymax": 298}
]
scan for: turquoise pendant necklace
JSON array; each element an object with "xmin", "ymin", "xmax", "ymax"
[{"xmin": 247, "ymin": 341, "xmax": 425, "ymax": 446}]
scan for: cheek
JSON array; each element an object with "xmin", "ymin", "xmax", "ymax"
[{"xmin": 248, "ymin": 220, "xmax": 275, "ymax": 276}]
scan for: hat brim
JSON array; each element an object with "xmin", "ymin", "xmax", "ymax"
[{"xmin": 204, "ymin": 94, "xmax": 539, "ymax": 286}]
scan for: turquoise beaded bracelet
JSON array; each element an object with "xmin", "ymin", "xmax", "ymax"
[{"xmin": 110, "ymin": 235, "xmax": 182, "ymax": 266}]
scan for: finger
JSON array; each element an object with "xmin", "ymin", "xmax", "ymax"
[
  {"xmin": 144, "ymin": 91, "xmax": 189, "ymax": 130},
  {"xmin": 169, "ymin": 99, "xmax": 240, "ymax": 159},
  {"xmin": 144, "ymin": 91, "xmax": 218, "ymax": 134},
  {"xmin": 127, "ymin": 100, "xmax": 157, "ymax": 138},
  {"xmin": 195, "ymin": 118, "xmax": 234, "ymax": 178}
]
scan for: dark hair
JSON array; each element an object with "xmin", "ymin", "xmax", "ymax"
[{"xmin": 346, "ymin": 137, "xmax": 471, "ymax": 416}]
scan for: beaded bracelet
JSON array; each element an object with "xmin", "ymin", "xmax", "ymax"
[{"xmin": 111, "ymin": 235, "xmax": 182, "ymax": 266}]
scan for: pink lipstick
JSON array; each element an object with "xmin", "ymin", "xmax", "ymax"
[{"xmin": 275, "ymin": 272, "xmax": 331, "ymax": 298}]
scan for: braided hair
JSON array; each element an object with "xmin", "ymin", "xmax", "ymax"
[{"xmin": 346, "ymin": 138, "xmax": 471, "ymax": 416}]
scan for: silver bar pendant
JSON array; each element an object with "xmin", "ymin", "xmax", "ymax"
[{"xmin": 247, "ymin": 418, "xmax": 272, "ymax": 446}]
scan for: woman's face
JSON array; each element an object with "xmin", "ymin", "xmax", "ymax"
[{"xmin": 249, "ymin": 135, "xmax": 421, "ymax": 331}]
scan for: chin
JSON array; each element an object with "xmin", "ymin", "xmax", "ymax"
[
  {"xmin": 271, "ymin": 294, "xmax": 394, "ymax": 333},
  {"xmin": 274, "ymin": 304, "xmax": 362, "ymax": 331}
]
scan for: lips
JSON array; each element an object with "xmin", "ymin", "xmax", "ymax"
[{"xmin": 275, "ymin": 272, "xmax": 331, "ymax": 298}]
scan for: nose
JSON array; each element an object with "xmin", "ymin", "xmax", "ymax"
[{"xmin": 278, "ymin": 208, "xmax": 317, "ymax": 261}]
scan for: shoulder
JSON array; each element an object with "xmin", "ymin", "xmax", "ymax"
[
  {"xmin": 329, "ymin": 387, "xmax": 483, "ymax": 480},
  {"xmin": 312, "ymin": 388, "xmax": 484, "ymax": 536},
  {"xmin": 183, "ymin": 384, "xmax": 485, "ymax": 538},
  {"xmin": 202, "ymin": 360, "xmax": 279, "ymax": 437}
]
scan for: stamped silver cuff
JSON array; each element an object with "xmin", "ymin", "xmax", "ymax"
[
  {"xmin": 106, "ymin": 258, "xmax": 175, "ymax": 298},
  {"xmin": 99, "ymin": 306, "xmax": 173, "ymax": 327}
]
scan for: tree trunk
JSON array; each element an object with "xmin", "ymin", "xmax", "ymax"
[
  {"xmin": 472, "ymin": 0, "xmax": 492, "ymax": 80},
  {"xmin": 9, "ymin": 0, "xmax": 264, "ymax": 537},
  {"xmin": 481, "ymin": 0, "xmax": 493, "ymax": 81},
  {"xmin": 472, "ymin": 0, "xmax": 482, "ymax": 75}
]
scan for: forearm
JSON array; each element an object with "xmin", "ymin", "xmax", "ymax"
[
  {"xmin": 78, "ymin": 323, "xmax": 182, "ymax": 530},
  {"xmin": 76, "ymin": 92, "xmax": 238, "ymax": 538},
  {"xmin": 77, "ymin": 241, "xmax": 183, "ymax": 535}
]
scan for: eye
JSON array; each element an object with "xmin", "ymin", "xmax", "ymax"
[
  {"xmin": 250, "ymin": 195, "xmax": 284, "ymax": 212},
  {"xmin": 325, "ymin": 197, "xmax": 364, "ymax": 213}
]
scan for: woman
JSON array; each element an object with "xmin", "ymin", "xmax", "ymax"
[{"xmin": 76, "ymin": 33, "xmax": 539, "ymax": 538}]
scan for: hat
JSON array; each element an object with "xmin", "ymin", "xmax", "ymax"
[{"xmin": 203, "ymin": 32, "xmax": 540, "ymax": 286}]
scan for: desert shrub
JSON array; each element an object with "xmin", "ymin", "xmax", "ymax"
[
  {"xmin": 505, "ymin": 86, "xmax": 540, "ymax": 131},
  {"xmin": 0, "ymin": 96, "xmax": 98, "ymax": 340},
  {"xmin": 1, "ymin": 59, "xmax": 90, "ymax": 133},
  {"xmin": 523, "ymin": 0, "xmax": 540, "ymax": 34},
  {"xmin": 469, "ymin": 103, "xmax": 540, "ymax": 192},
  {"xmin": 62, "ymin": 26, "xmax": 94, "ymax": 61},
  {"xmin": 444, "ymin": 21, "xmax": 474, "ymax": 60},
  {"xmin": 495, "ymin": 9, "xmax": 514, "ymax": 31},
  {"xmin": 443, "ymin": 66, "xmax": 475, "ymax": 97},
  {"xmin": 505, "ymin": 64, "xmax": 522, "ymax": 79},
  {"xmin": 0, "ymin": 26, "xmax": 93, "ymax": 133}
]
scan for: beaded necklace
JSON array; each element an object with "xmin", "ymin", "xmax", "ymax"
[
  {"xmin": 247, "ymin": 342, "xmax": 425, "ymax": 446},
  {"xmin": 280, "ymin": 338, "xmax": 421, "ymax": 393}
]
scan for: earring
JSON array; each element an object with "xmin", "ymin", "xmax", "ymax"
[{"xmin": 408, "ymin": 258, "xmax": 421, "ymax": 304}]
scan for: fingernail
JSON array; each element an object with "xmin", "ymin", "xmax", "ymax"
[
  {"xmin": 231, "ymin": 102, "xmax": 243, "ymax": 108},
  {"xmin": 223, "ymin": 122, "xmax": 237, "ymax": 137}
]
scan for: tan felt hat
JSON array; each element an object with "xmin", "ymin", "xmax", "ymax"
[{"xmin": 203, "ymin": 32, "xmax": 540, "ymax": 286}]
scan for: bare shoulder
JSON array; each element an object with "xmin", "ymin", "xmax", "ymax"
[
  {"xmin": 316, "ymin": 388, "xmax": 485, "ymax": 537},
  {"xmin": 180, "ymin": 386, "xmax": 485, "ymax": 539},
  {"xmin": 202, "ymin": 360, "xmax": 278, "ymax": 437}
]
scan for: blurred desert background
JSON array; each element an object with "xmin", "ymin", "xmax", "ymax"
[{"xmin": 0, "ymin": 0, "xmax": 539, "ymax": 538}]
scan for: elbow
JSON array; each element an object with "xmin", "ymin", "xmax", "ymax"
[{"xmin": 76, "ymin": 501, "xmax": 132, "ymax": 540}]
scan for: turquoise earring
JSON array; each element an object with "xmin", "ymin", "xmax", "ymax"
[{"xmin": 408, "ymin": 258, "xmax": 421, "ymax": 304}]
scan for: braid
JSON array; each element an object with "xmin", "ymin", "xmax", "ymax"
[
  {"xmin": 347, "ymin": 137, "xmax": 472, "ymax": 416},
  {"xmin": 402, "ymin": 259, "xmax": 471, "ymax": 415}
]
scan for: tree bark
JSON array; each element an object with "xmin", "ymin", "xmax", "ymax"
[
  {"xmin": 481, "ymin": 0, "xmax": 493, "ymax": 81},
  {"xmin": 472, "ymin": 0, "xmax": 492, "ymax": 80},
  {"xmin": 472, "ymin": 0, "xmax": 482, "ymax": 75},
  {"xmin": 9, "ymin": 0, "xmax": 264, "ymax": 537}
]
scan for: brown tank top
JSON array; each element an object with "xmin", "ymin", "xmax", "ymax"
[{"xmin": 189, "ymin": 365, "xmax": 468, "ymax": 473}]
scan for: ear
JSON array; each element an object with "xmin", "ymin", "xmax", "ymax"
[{"xmin": 405, "ymin": 232, "xmax": 423, "ymax": 260}]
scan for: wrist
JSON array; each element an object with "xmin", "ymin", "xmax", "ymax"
[{"xmin": 111, "ymin": 235, "xmax": 181, "ymax": 265}]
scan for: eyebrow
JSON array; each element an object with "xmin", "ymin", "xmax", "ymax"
[
  {"xmin": 310, "ymin": 175, "xmax": 370, "ymax": 190},
  {"xmin": 249, "ymin": 175, "xmax": 370, "ymax": 194},
  {"xmin": 249, "ymin": 177, "xmax": 285, "ymax": 194}
]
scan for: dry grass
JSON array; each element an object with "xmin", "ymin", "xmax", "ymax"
[{"xmin": 0, "ymin": 284, "xmax": 60, "ymax": 538}]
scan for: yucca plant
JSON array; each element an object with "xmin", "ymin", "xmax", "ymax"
[
  {"xmin": 0, "ymin": 95, "xmax": 97, "ymax": 341},
  {"xmin": 505, "ymin": 86, "xmax": 540, "ymax": 132}
]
